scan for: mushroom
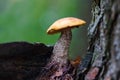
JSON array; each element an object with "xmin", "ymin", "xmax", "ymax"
[
  {"xmin": 36, "ymin": 17, "xmax": 86, "ymax": 80},
  {"xmin": 47, "ymin": 17, "xmax": 86, "ymax": 66}
]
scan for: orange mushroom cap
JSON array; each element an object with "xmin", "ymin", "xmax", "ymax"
[{"xmin": 47, "ymin": 17, "xmax": 86, "ymax": 34}]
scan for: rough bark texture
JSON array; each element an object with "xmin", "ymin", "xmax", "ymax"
[
  {"xmin": 0, "ymin": 0, "xmax": 120, "ymax": 80},
  {"xmin": 77, "ymin": 0, "xmax": 120, "ymax": 80}
]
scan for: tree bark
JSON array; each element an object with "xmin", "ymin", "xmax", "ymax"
[
  {"xmin": 0, "ymin": 0, "xmax": 120, "ymax": 80},
  {"xmin": 77, "ymin": 0, "xmax": 120, "ymax": 80}
]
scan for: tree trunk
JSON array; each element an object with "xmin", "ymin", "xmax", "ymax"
[
  {"xmin": 0, "ymin": 0, "xmax": 120, "ymax": 80},
  {"xmin": 77, "ymin": 0, "xmax": 120, "ymax": 80}
]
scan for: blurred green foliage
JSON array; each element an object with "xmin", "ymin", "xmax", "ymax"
[{"xmin": 0, "ymin": 0, "xmax": 90, "ymax": 59}]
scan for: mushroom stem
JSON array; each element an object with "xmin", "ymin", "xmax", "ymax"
[{"xmin": 51, "ymin": 28, "xmax": 72, "ymax": 64}]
